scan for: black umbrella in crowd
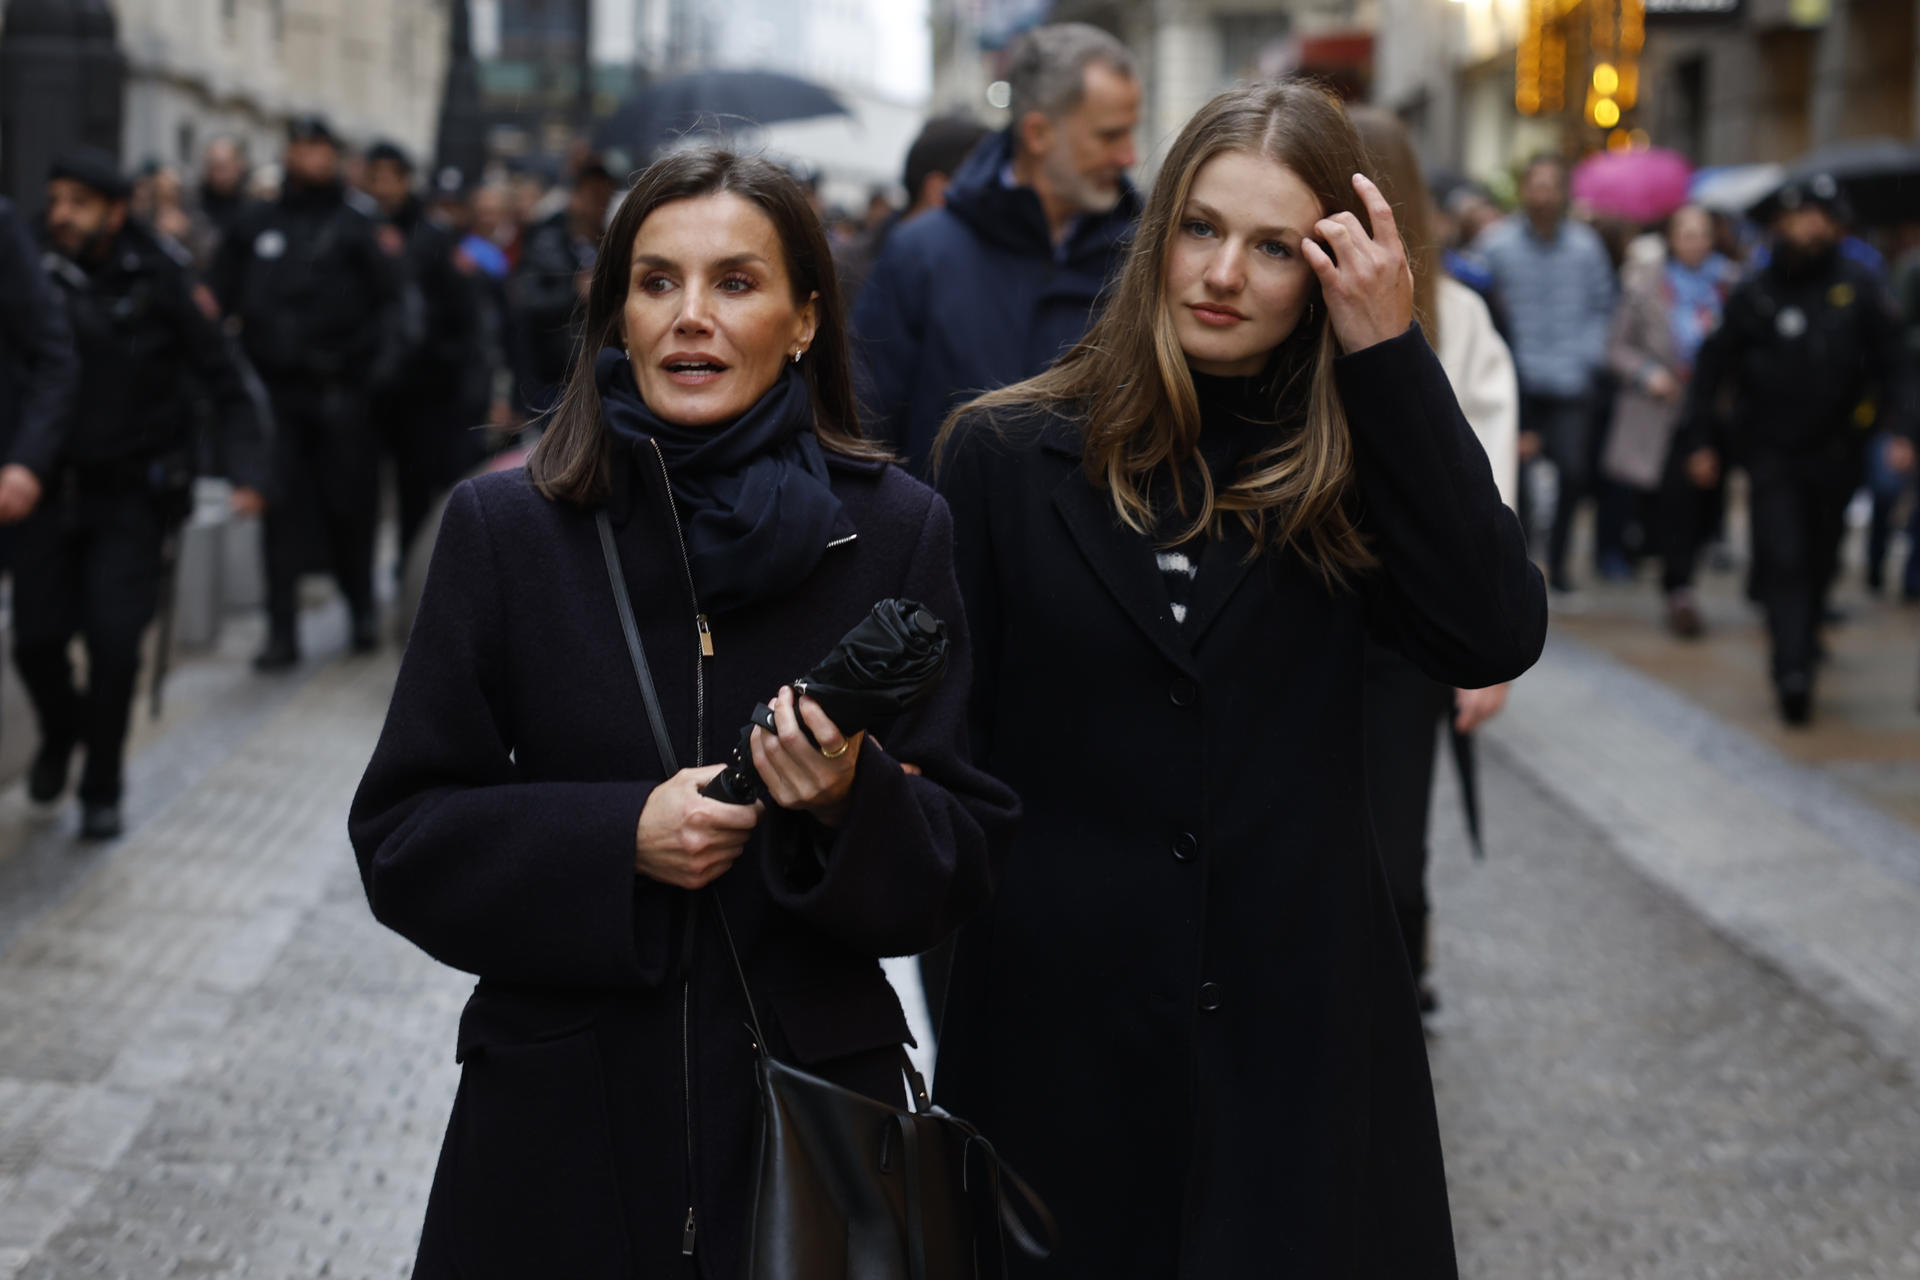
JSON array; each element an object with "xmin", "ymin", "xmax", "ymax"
[
  {"xmin": 1748, "ymin": 136, "xmax": 1920, "ymax": 225},
  {"xmin": 596, "ymin": 68, "xmax": 851, "ymax": 155}
]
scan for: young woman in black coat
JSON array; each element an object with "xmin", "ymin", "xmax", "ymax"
[
  {"xmin": 933, "ymin": 82, "xmax": 1547, "ymax": 1277},
  {"xmin": 348, "ymin": 151, "xmax": 1018, "ymax": 1278}
]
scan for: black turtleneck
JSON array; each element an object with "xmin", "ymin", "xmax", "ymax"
[{"xmin": 1154, "ymin": 347, "xmax": 1307, "ymax": 626}]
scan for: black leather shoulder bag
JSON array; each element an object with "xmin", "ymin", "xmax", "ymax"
[{"xmin": 596, "ymin": 511, "xmax": 1055, "ymax": 1280}]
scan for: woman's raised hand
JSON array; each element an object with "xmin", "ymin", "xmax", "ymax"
[
  {"xmin": 635, "ymin": 766, "xmax": 763, "ymax": 889},
  {"xmin": 751, "ymin": 685, "xmax": 863, "ymax": 828},
  {"xmin": 1301, "ymin": 173, "xmax": 1415, "ymax": 354}
]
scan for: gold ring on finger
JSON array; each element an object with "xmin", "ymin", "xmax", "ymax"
[{"xmin": 819, "ymin": 740, "xmax": 850, "ymax": 760}]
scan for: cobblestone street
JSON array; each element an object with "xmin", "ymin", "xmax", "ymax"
[
  {"xmin": 0, "ymin": 609, "xmax": 1918, "ymax": 1276},
  {"xmin": 1428, "ymin": 746, "xmax": 1920, "ymax": 1279}
]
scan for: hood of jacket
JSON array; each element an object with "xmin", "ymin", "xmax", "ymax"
[{"xmin": 941, "ymin": 127, "xmax": 1140, "ymax": 270}]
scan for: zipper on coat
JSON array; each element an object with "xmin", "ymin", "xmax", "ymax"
[
  {"xmin": 652, "ymin": 438, "xmax": 711, "ymax": 1258},
  {"xmin": 650, "ymin": 440, "xmax": 709, "ymax": 762}
]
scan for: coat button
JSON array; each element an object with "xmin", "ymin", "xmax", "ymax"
[
  {"xmin": 1198, "ymin": 982, "xmax": 1223, "ymax": 1012},
  {"xmin": 1172, "ymin": 832, "xmax": 1198, "ymax": 862},
  {"xmin": 1169, "ymin": 677, "xmax": 1198, "ymax": 707}
]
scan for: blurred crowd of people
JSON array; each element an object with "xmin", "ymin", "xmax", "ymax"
[{"xmin": 1439, "ymin": 153, "xmax": 1916, "ymax": 726}]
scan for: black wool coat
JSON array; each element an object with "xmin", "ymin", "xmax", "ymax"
[
  {"xmin": 348, "ymin": 444, "xmax": 1018, "ymax": 1279},
  {"xmin": 933, "ymin": 327, "xmax": 1547, "ymax": 1278}
]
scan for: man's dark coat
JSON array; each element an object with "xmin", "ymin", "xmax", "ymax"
[
  {"xmin": 0, "ymin": 196, "xmax": 76, "ymax": 488},
  {"xmin": 933, "ymin": 328, "xmax": 1548, "ymax": 1278},
  {"xmin": 349, "ymin": 444, "xmax": 1018, "ymax": 1278},
  {"xmin": 851, "ymin": 129, "xmax": 1139, "ymax": 473}
]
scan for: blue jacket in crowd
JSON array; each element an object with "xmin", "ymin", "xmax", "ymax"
[
  {"xmin": 1478, "ymin": 214, "xmax": 1616, "ymax": 399},
  {"xmin": 851, "ymin": 128, "xmax": 1140, "ymax": 474}
]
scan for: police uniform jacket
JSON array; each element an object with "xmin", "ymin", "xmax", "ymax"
[
  {"xmin": 381, "ymin": 194, "xmax": 481, "ymax": 398},
  {"xmin": 210, "ymin": 179, "xmax": 400, "ymax": 387},
  {"xmin": 0, "ymin": 196, "xmax": 76, "ymax": 482},
  {"xmin": 934, "ymin": 326, "xmax": 1547, "ymax": 1278},
  {"xmin": 1681, "ymin": 248, "xmax": 1917, "ymax": 458},
  {"xmin": 42, "ymin": 222, "xmax": 266, "ymax": 491}
]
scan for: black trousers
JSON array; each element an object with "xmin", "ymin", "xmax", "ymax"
[
  {"xmin": 12, "ymin": 477, "xmax": 166, "ymax": 805},
  {"xmin": 1748, "ymin": 441, "xmax": 1861, "ymax": 686},
  {"xmin": 376, "ymin": 382, "xmax": 469, "ymax": 567},
  {"xmin": 1520, "ymin": 390, "xmax": 1595, "ymax": 586},
  {"xmin": 1363, "ymin": 641, "xmax": 1455, "ymax": 983},
  {"xmin": 1654, "ymin": 435, "xmax": 1727, "ymax": 594},
  {"xmin": 263, "ymin": 380, "xmax": 378, "ymax": 641}
]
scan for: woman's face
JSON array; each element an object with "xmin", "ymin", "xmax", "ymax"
[
  {"xmin": 1668, "ymin": 207, "xmax": 1714, "ymax": 270},
  {"xmin": 1165, "ymin": 150, "xmax": 1323, "ymax": 378},
  {"xmin": 622, "ymin": 192, "xmax": 818, "ymax": 428}
]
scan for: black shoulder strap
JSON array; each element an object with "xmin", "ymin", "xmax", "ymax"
[
  {"xmin": 596, "ymin": 509, "xmax": 679, "ymax": 775},
  {"xmin": 594, "ymin": 508, "xmax": 768, "ymax": 1051}
]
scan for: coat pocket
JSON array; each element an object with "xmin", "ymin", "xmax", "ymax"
[{"xmin": 445, "ymin": 1015, "xmax": 632, "ymax": 1278}]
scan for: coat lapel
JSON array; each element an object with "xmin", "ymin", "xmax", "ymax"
[
  {"xmin": 1181, "ymin": 521, "xmax": 1261, "ymax": 648},
  {"xmin": 1046, "ymin": 450, "xmax": 1198, "ymax": 677}
]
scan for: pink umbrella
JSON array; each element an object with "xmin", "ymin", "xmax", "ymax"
[{"xmin": 1570, "ymin": 148, "xmax": 1694, "ymax": 224}]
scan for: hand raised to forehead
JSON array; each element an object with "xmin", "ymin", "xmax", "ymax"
[{"xmin": 1300, "ymin": 173, "xmax": 1415, "ymax": 354}]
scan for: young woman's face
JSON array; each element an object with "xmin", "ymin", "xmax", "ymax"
[
  {"xmin": 623, "ymin": 192, "xmax": 818, "ymax": 428},
  {"xmin": 1165, "ymin": 150, "xmax": 1323, "ymax": 378}
]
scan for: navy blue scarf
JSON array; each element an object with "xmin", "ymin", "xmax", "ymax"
[{"xmin": 596, "ymin": 347, "xmax": 844, "ymax": 615}]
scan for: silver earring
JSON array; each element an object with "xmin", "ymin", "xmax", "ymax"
[{"xmin": 790, "ymin": 348, "xmax": 802, "ymax": 364}]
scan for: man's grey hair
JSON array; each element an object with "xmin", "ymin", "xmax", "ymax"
[{"xmin": 1005, "ymin": 23, "xmax": 1137, "ymax": 128}]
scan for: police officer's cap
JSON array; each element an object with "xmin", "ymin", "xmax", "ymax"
[
  {"xmin": 366, "ymin": 139, "xmax": 414, "ymax": 172},
  {"xmin": 48, "ymin": 148, "xmax": 132, "ymax": 202},
  {"xmin": 286, "ymin": 114, "xmax": 341, "ymax": 148},
  {"xmin": 1775, "ymin": 172, "xmax": 1851, "ymax": 223}
]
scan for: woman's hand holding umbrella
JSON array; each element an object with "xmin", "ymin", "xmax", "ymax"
[
  {"xmin": 635, "ymin": 769, "xmax": 764, "ymax": 890},
  {"xmin": 752, "ymin": 686, "xmax": 864, "ymax": 827}
]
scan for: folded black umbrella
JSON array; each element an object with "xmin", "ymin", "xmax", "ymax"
[
  {"xmin": 702, "ymin": 599, "xmax": 950, "ymax": 804},
  {"xmin": 1448, "ymin": 725, "xmax": 1484, "ymax": 860}
]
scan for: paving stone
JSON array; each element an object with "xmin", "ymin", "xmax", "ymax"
[{"xmin": 3, "ymin": 596, "xmax": 1919, "ymax": 1275}]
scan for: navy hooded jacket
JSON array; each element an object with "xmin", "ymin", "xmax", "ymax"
[{"xmin": 851, "ymin": 128, "xmax": 1139, "ymax": 474}]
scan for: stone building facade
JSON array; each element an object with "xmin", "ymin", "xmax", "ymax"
[
  {"xmin": 1374, "ymin": 0, "xmax": 1920, "ymax": 177},
  {"xmin": 114, "ymin": 0, "xmax": 450, "ymax": 170}
]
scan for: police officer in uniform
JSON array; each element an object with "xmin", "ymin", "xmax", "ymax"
[
  {"xmin": 362, "ymin": 140, "xmax": 482, "ymax": 565},
  {"xmin": 1681, "ymin": 174, "xmax": 1917, "ymax": 725},
  {"xmin": 210, "ymin": 116, "xmax": 401, "ymax": 670},
  {"xmin": 25, "ymin": 150, "xmax": 267, "ymax": 839}
]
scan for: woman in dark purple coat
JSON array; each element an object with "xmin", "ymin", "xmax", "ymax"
[{"xmin": 348, "ymin": 151, "xmax": 1018, "ymax": 1278}]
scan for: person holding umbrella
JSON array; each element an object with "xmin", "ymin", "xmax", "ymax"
[
  {"xmin": 1679, "ymin": 174, "xmax": 1917, "ymax": 724},
  {"xmin": 349, "ymin": 150, "xmax": 1017, "ymax": 1275},
  {"xmin": 933, "ymin": 82, "xmax": 1545, "ymax": 1276}
]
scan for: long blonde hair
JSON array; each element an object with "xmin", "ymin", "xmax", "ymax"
[{"xmin": 937, "ymin": 81, "xmax": 1385, "ymax": 586}]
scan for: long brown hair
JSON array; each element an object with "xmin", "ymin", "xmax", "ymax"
[
  {"xmin": 937, "ymin": 80, "xmax": 1385, "ymax": 585},
  {"xmin": 528, "ymin": 150, "xmax": 887, "ymax": 506},
  {"xmin": 1348, "ymin": 106, "xmax": 1438, "ymax": 350}
]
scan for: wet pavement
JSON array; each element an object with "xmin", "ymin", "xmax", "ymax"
[{"xmin": 0, "ymin": 552, "xmax": 1916, "ymax": 1275}]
